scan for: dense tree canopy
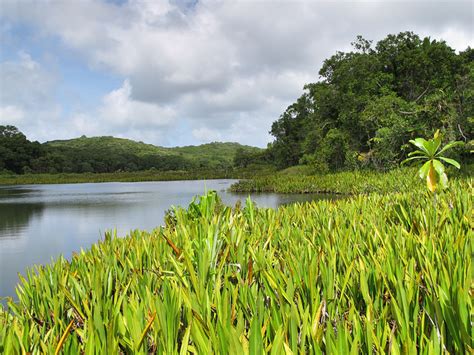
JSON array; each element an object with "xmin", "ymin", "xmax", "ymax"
[
  {"xmin": 0, "ymin": 125, "xmax": 43, "ymax": 174},
  {"xmin": 269, "ymin": 32, "xmax": 473, "ymax": 170},
  {"xmin": 0, "ymin": 127, "xmax": 261, "ymax": 174}
]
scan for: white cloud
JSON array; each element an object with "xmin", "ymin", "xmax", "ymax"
[
  {"xmin": 68, "ymin": 80, "xmax": 177, "ymax": 143},
  {"xmin": 0, "ymin": 105, "xmax": 25, "ymax": 125},
  {"xmin": 1, "ymin": 0, "xmax": 473, "ymax": 146},
  {"xmin": 0, "ymin": 51, "xmax": 177, "ymax": 143},
  {"xmin": 0, "ymin": 52, "xmax": 65, "ymax": 140},
  {"xmin": 71, "ymin": 112, "xmax": 101, "ymax": 137},
  {"xmin": 0, "ymin": 51, "xmax": 57, "ymax": 111},
  {"xmin": 98, "ymin": 80, "xmax": 175, "ymax": 128},
  {"xmin": 192, "ymin": 127, "xmax": 222, "ymax": 142}
]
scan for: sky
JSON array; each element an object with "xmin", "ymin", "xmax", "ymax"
[{"xmin": 0, "ymin": 0, "xmax": 473, "ymax": 147}]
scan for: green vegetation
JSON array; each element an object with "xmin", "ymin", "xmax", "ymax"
[
  {"xmin": 1, "ymin": 30, "xmax": 472, "ymax": 352},
  {"xmin": 47, "ymin": 136, "xmax": 262, "ymax": 170},
  {"xmin": 266, "ymin": 32, "xmax": 472, "ymax": 171},
  {"xmin": 402, "ymin": 130, "xmax": 462, "ymax": 193},
  {"xmin": 2, "ymin": 32, "xmax": 472, "ymax": 182},
  {"xmin": 1, "ymin": 181, "xmax": 471, "ymax": 353},
  {"xmin": 0, "ymin": 126, "xmax": 262, "ymax": 175},
  {"xmin": 231, "ymin": 159, "xmax": 471, "ymax": 196},
  {"xmin": 0, "ymin": 166, "xmax": 275, "ymax": 185},
  {"xmin": 230, "ymin": 167, "xmax": 422, "ymax": 195}
]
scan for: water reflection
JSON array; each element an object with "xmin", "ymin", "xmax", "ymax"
[
  {"xmin": 0, "ymin": 180, "xmax": 339, "ymax": 301},
  {"xmin": 0, "ymin": 202, "xmax": 44, "ymax": 239}
]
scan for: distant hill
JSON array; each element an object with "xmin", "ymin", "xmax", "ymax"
[
  {"xmin": 1, "ymin": 125, "xmax": 267, "ymax": 175},
  {"xmin": 45, "ymin": 136, "xmax": 262, "ymax": 170}
]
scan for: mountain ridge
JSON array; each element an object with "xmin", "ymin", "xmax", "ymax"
[{"xmin": 44, "ymin": 135, "xmax": 263, "ymax": 169}]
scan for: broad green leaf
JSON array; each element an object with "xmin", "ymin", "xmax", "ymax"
[
  {"xmin": 432, "ymin": 159, "xmax": 445, "ymax": 176},
  {"xmin": 436, "ymin": 141, "xmax": 463, "ymax": 156},
  {"xmin": 409, "ymin": 138, "xmax": 430, "ymax": 155},
  {"xmin": 432, "ymin": 159, "xmax": 449, "ymax": 190},
  {"xmin": 439, "ymin": 172, "xmax": 448, "ymax": 189},
  {"xmin": 418, "ymin": 160, "xmax": 431, "ymax": 179},
  {"xmin": 438, "ymin": 157, "xmax": 460, "ymax": 169}
]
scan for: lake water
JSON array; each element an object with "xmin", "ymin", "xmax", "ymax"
[{"xmin": 0, "ymin": 180, "xmax": 334, "ymax": 300}]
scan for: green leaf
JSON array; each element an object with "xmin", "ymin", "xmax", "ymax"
[
  {"xmin": 431, "ymin": 132, "xmax": 442, "ymax": 154},
  {"xmin": 249, "ymin": 316, "xmax": 264, "ymax": 355},
  {"xmin": 409, "ymin": 138, "xmax": 430, "ymax": 155},
  {"xmin": 439, "ymin": 172, "xmax": 448, "ymax": 189},
  {"xmin": 432, "ymin": 159, "xmax": 445, "ymax": 176},
  {"xmin": 431, "ymin": 159, "xmax": 449, "ymax": 191},
  {"xmin": 408, "ymin": 150, "xmax": 426, "ymax": 157},
  {"xmin": 418, "ymin": 161, "xmax": 431, "ymax": 180},
  {"xmin": 438, "ymin": 157, "xmax": 460, "ymax": 169},
  {"xmin": 401, "ymin": 156, "xmax": 426, "ymax": 166},
  {"xmin": 436, "ymin": 141, "xmax": 463, "ymax": 156}
]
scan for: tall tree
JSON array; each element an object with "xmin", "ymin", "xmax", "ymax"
[{"xmin": 269, "ymin": 32, "xmax": 472, "ymax": 171}]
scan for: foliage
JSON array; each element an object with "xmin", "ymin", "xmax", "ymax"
[
  {"xmin": 231, "ymin": 167, "xmax": 422, "ymax": 195},
  {"xmin": 233, "ymin": 147, "xmax": 272, "ymax": 168},
  {"xmin": 0, "ymin": 127, "xmax": 263, "ymax": 175},
  {"xmin": 402, "ymin": 130, "xmax": 463, "ymax": 192},
  {"xmin": 0, "ymin": 165, "xmax": 276, "ymax": 186},
  {"xmin": 268, "ymin": 32, "xmax": 473, "ymax": 170},
  {"xmin": 0, "ymin": 125, "xmax": 42, "ymax": 174},
  {"xmin": 1, "ymin": 183, "xmax": 472, "ymax": 353},
  {"xmin": 231, "ymin": 164, "xmax": 472, "ymax": 195}
]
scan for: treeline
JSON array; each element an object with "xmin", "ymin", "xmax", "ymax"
[
  {"xmin": 266, "ymin": 32, "xmax": 473, "ymax": 171},
  {"xmin": 0, "ymin": 126, "xmax": 260, "ymax": 174}
]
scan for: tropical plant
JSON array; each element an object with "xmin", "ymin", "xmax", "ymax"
[
  {"xmin": 402, "ymin": 130, "xmax": 462, "ymax": 193},
  {"xmin": 1, "ymin": 184, "xmax": 471, "ymax": 353}
]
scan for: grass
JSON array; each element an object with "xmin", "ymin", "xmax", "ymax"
[
  {"xmin": 230, "ymin": 166, "xmax": 472, "ymax": 195},
  {"xmin": 0, "ymin": 165, "xmax": 275, "ymax": 185},
  {"xmin": 230, "ymin": 168, "xmax": 419, "ymax": 194},
  {"xmin": 1, "ymin": 177, "xmax": 472, "ymax": 353}
]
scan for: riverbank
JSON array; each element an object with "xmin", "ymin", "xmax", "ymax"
[
  {"xmin": 1, "ymin": 177, "xmax": 471, "ymax": 353},
  {"xmin": 0, "ymin": 165, "xmax": 275, "ymax": 185},
  {"xmin": 230, "ymin": 166, "xmax": 472, "ymax": 195}
]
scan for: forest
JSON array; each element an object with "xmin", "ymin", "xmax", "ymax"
[
  {"xmin": 266, "ymin": 32, "xmax": 472, "ymax": 170},
  {"xmin": 0, "ymin": 126, "xmax": 262, "ymax": 174}
]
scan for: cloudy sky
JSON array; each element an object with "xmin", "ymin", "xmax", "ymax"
[{"xmin": 0, "ymin": 0, "xmax": 472, "ymax": 147}]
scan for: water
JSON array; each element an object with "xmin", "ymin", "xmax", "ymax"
[{"xmin": 0, "ymin": 180, "xmax": 335, "ymax": 300}]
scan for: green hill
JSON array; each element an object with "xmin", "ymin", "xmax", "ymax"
[
  {"xmin": 43, "ymin": 136, "xmax": 262, "ymax": 173},
  {"xmin": 46, "ymin": 136, "xmax": 172, "ymax": 156}
]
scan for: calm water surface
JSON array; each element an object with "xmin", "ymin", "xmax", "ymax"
[{"xmin": 0, "ymin": 180, "xmax": 335, "ymax": 300}]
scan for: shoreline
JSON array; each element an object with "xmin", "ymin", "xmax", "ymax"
[{"xmin": 0, "ymin": 167, "xmax": 273, "ymax": 186}]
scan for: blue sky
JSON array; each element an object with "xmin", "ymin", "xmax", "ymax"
[{"xmin": 0, "ymin": 0, "xmax": 472, "ymax": 147}]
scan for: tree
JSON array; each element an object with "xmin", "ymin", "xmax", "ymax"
[
  {"xmin": 268, "ymin": 32, "xmax": 472, "ymax": 171},
  {"xmin": 0, "ymin": 125, "xmax": 42, "ymax": 174}
]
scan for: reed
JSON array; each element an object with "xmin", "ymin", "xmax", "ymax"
[
  {"xmin": 1, "ymin": 179, "xmax": 472, "ymax": 353},
  {"xmin": 229, "ymin": 167, "xmax": 472, "ymax": 195}
]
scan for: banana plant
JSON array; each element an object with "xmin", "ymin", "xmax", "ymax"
[{"xmin": 402, "ymin": 130, "xmax": 462, "ymax": 193}]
